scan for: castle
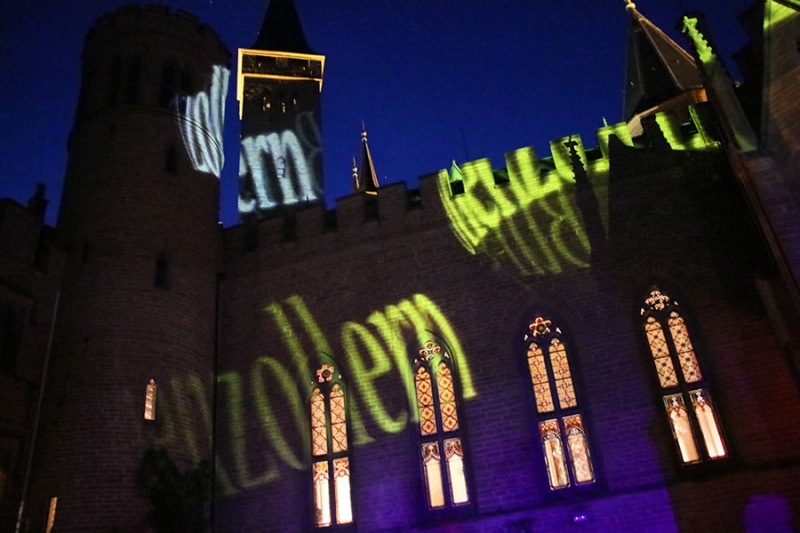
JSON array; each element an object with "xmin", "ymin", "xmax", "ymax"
[{"xmin": 1, "ymin": 1, "xmax": 800, "ymax": 532}]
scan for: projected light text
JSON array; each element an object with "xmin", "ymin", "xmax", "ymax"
[
  {"xmin": 196, "ymin": 293, "xmax": 474, "ymax": 495},
  {"xmin": 238, "ymin": 113, "xmax": 322, "ymax": 217},
  {"xmin": 440, "ymin": 147, "xmax": 593, "ymax": 276},
  {"xmin": 178, "ymin": 65, "xmax": 229, "ymax": 178}
]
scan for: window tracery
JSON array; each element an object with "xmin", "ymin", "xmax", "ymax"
[
  {"xmin": 310, "ymin": 361, "xmax": 353, "ymax": 527},
  {"xmin": 524, "ymin": 317, "xmax": 595, "ymax": 489},
  {"xmin": 641, "ymin": 287, "xmax": 726, "ymax": 464},
  {"xmin": 414, "ymin": 341, "xmax": 470, "ymax": 509}
]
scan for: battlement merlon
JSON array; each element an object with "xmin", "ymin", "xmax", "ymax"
[{"xmin": 225, "ymin": 116, "xmax": 721, "ymax": 256}]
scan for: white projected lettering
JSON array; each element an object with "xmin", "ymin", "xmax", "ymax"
[
  {"xmin": 178, "ymin": 65, "xmax": 230, "ymax": 178},
  {"xmin": 239, "ymin": 112, "xmax": 322, "ymax": 215}
]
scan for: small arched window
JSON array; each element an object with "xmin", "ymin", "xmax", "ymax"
[
  {"xmin": 640, "ymin": 287, "xmax": 726, "ymax": 464},
  {"xmin": 525, "ymin": 316, "xmax": 595, "ymax": 489},
  {"xmin": 413, "ymin": 341, "xmax": 469, "ymax": 509},
  {"xmin": 310, "ymin": 362, "xmax": 353, "ymax": 527},
  {"xmin": 144, "ymin": 378, "xmax": 157, "ymax": 421}
]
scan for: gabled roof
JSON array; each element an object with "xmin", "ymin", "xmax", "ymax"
[
  {"xmin": 252, "ymin": 0, "xmax": 315, "ymax": 53},
  {"xmin": 624, "ymin": 1, "xmax": 703, "ymax": 120}
]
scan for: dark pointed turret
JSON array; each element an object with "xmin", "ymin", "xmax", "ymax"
[
  {"xmin": 252, "ymin": 0, "xmax": 314, "ymax": 53},
  {"xmin": 624, "ymin": 0, "xmax": 703, "ymax": 122},
  {"xmin": 353, "ymin": 129, "xmax": 379, "ymax": 195}
]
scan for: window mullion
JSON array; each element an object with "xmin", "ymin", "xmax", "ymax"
[
  {"xmin": 429, "ymin": 361, "xmax": 453, "ymax": 507},
  {"xmin": 324, "ymin": 392, "xmax": 339, "ymax": 525},
  {"xmin": 661, "ymin": 315, "xmax": 711, "ymax": 462}
]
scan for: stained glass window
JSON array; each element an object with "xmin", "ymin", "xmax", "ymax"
[
  {"xmin": 144, "ymin": 378, "xmax": 157, "ymax": 421},
  {"xmin": 310, "ymin": 362, "xmax": 352, "ymax": 527},
  {"xmin": 414, "ymin": 341, "xmax": 470, "ymax": 509},
  {"xmin": 525, "ymin": 317, "xmax": 595, "ymax": 489},
  {"xmin": 641, "ymin": 287, "xmax": 726, "ymax": 464}
]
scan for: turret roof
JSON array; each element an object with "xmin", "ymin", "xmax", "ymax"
[
  {"xmin": 252, "ymin": 0, "xmax": 315, "ymax": 53},
  {"xmin": 354, "ymin": 129, "xmax": 380, "ymax": 195},
  {"xmin": 623, "ymin": 1, "xmax": 703, "ymax": 120}
]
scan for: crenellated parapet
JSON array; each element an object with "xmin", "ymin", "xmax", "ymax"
[
  {"xmin": 74, "ymin": 4, "xmax": 231, "ymax": 153},
  {"xmin": 225, "ymin": 114, "xmax": 721, "ymax": 275},
  {"xmin": 87, "ymin": 5, "xmax": 228, "ymax": 59}
]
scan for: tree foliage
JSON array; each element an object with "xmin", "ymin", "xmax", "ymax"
[{"xmin": 138, "ymin": 447, "xmax": 211, "ymax": 533}]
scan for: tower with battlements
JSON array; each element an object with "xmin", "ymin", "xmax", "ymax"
[{"xmin": 24, "ymin": 6, "xmax": 229, "ymax": 531}]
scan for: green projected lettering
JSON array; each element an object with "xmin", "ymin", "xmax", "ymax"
[
  {"xmin": 211, "ymin": 293, "xmax": 474, "ymax": 494},
  {"xmin": 342, "ymin": 321, "xmax": 408, "ymax": 437},
  {"xmin": 218, "ymin": 370, "xmax": 276, "ymax": 490},
  {"xmin": 439, "ymin": 144, "xmax": 593, "ymax": 275},
  {"xmin": 252, "ymin": 357, "xmax": 307, "ymax": 470}
]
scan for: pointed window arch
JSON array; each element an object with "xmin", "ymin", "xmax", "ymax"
[
  {"xmin": 310, "ymin": 361, "xmax": 353, "ymax": 527},
  {"xmin": 413, "ymin": 341, "xmax": 470, "ymax": 509},
  {"xmin": 524, "ymin": 317, "xmax": 595, "ymax": 489},
  {"xmin": 640, "ymin": 287, "xmax": 727, "ymax": 464},
  {"xmin": 144, "ymin": 378, "xmax": 157, "ymax": 421}
]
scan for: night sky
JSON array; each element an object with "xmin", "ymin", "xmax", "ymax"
[{"xmin": 0, "ymin": 0, "xmax": 754, "ymax": 227}]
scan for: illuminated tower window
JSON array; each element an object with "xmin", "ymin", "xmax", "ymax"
[
  {"xmin": 310, "ymin": 362, "xmax": 352, "ymax": 527},
  {"xmin": 524, "ymin": 317, "xmax": 595, "ymax": 489},
  {"xmin": 641, "ymin": 287, "xmax": 727, "ymax": 464},
  {"xmin": 46, "ymin": 496, "xmax": 57, "ymax": 533},
  {"xmin": 144, "ymin": 378, "xmax": 157, "ymax": 421},
  {"xmin": 414, "ymin": 341, "xmax": 470, "ymax": 509}
]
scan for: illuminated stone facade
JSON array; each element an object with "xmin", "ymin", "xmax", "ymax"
[{"xmin": 1, "ymin": 2, "xmax": 800, "ymax": 532}]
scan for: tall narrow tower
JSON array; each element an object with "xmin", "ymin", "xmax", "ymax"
[
  {"xmin": 26, "ymin": 6, "xmax": 229, "ymax": 531},
  {"xmin": 237, "ymin": 0, "xmax": 325, "ymax": 221}
]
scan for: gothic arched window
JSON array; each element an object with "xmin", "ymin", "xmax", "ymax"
[
  {"xmin": 310, "ymin": 362, "xmax": 353, "ymax": 527},
  {"xmin": 525, "ymin": 317, "xmax": 595, "ymax": 489},
  {"xmin": 413, "ymin": 341, "xmax": 470, "ymax": 509},
  {"xmin": 640, "ymin": 287, "xmax": 726, "ymax": 464}
]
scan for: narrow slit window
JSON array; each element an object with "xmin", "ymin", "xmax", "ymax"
[
  {"xmin": 525, "ymin": 317, "xmax": 595, "ymax": 490},
  {"xmin": 414, "ymin": 341, "xmax": 470, "ymax": 509},
  {"xmin": 144, "ymin": 378, "xmax": 157, "ymax": 421},
  {"xmin": 46, "ymin": 496, "xmax": 57, "ymax": 533},
  {"xmin": 310, "ymin": 362, "xmax": 352, "ymax": 527},
  {"xmin": 154, "ymin": 253, "xmax": 171, "ymax": 290},
  {"xmin": 641, "ymin": 288, "xmax": 727, "ymax": 464},
  {"xmin": 165, "ymin": 146, "xmax": 177, "ymax": 173}
]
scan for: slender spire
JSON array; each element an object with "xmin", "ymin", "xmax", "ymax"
[
  {"xmin": 623, "ymin": 1, "xmax": 703, "ymax": 120},
  {"xmin": 252, "ymin": 0, "xmax": 314, "ymax": 53},
  {"xmin": 351, "ymin": 157, "xmax": 359, "ymax": 192},
  {"xmin": 352, "ymin": 127, "xmax": 379, "ymax": 195}
]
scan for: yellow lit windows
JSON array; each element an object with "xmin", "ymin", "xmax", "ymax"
[
  {"xmin": 414, "ymin": 341, "xmax": 469, "ymax": 509},
  {"xmin": 144, "ymin": 378, "xmax": 157, "ymax": 421},
  {"xmin": 310, "ymin": 362, "xmax": 352, "ymax": 528},
  {"xmin": 641, "ymin": 288, "xmax": 726, "ymax": 464},
  {"xmin": 525, "ymin": 317, "xmax": 595, "ymax": 489}
]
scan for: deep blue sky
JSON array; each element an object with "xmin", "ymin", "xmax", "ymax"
[{"xmin": 0, "ymin": 0, "xmax": 754, "ymax": 227}]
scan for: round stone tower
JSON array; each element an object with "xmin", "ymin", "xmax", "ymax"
[{"xmin": 27, "ymin": 6, "xmax": 229, "ymax": 531}]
